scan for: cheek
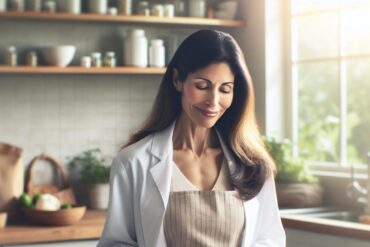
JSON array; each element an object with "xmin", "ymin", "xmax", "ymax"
[
  {"xmin": 183, "ymin": 86, "xmax": 204, "ymax": 103},
  {"xmin": 221, "ymin": 93, "xmax": 234, "ymax": 110}
]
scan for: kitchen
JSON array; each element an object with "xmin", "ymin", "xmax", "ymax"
[{"xmin": 1, "ymin": 0, "xmax": 370, "ymax": 246}]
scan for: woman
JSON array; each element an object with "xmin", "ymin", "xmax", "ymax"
[{"xmin": 98, "ymin": 30, "xmax": 285, "ymax": 247}]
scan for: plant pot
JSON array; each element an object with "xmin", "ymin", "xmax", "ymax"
[
  {"xmin": 276, "ymin": 183, "xmax": 324, "ymax": 208},
  {"xmin": 87, "ymin": 183, "xmax": 109, "ymax": 210}
]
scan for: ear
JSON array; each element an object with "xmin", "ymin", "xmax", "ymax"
[{"xmin": 172, "ymin": 68, "xmax": 183, "ymax": 92}]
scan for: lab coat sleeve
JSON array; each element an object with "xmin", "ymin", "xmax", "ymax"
[
  {"xmin": 252, "ymin": 177, "xmax": 286, "ymax": 247},
  {"xmin": 97, "ymin": 157, "xmax": 138, "ymax": 247}
]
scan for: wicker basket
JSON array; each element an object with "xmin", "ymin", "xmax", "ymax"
[{"xmin": 25, "ymin": 154, "xmax": 76, "ymax": 205}]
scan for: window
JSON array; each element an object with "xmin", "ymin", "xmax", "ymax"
[{"xmin": 289, "ymin": 0, "xmax": 370, "ymax": 167}]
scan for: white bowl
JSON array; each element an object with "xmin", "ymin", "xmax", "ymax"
[
  {"xmin": 41, "ymin": 45, "xmax": 76, "ymax": 67},
  {"xmin": 214, "ymin": 1, "xmax": 238, "ymax": 20}
]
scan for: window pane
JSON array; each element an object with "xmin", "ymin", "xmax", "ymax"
[
  {"xmin": 346, "ymin": 58, "xmax": 370, "ymax": 164},
  {"xmin": 292, "ymin": 13, "xmax": 338, "ymax": 61},
  {"xmin": 291, "ymin": 0, "xmax": 339, "ymax": 14},
  {"xmin": 296, "ymin": 61, "xmax": 340, "ymax": 162},
  {"xmin": 341, "ymin": 7, "xmax": 370, "ymax": 56}
]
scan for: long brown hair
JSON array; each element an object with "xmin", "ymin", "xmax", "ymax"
[{"xmin": 124, "ymin": 30, "xmax": 274, "ymax": 200}]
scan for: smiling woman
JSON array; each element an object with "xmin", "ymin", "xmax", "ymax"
[{"xmin": 98, "ymin": 30, "xmax": 286, "ymax": 247}]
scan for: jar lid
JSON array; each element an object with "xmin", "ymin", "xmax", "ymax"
[{"xmin": 150, "ymin": 39, "xmax": 164, "ymax": 46}]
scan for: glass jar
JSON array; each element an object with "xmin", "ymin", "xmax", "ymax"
[
  {"xmin": 5, "ymin": 46, "xmax": 17, "ymax": 66},
  {"xmin": 174, "ymin": 0, "xmax": 186, "ymax": 16},
  {"xmin": 29, "ymin": 0, "xmax": 42, "ymax": 12},
  {"xmin": 44, "ymin": 0, "xmax": 56, "ymax": 13},
  {"xmin": 103, "ymin": 52, "xmax": 116, "ymax": 67},
  {"xmin": 91, "ymin": 52, "xmax": 102, "ymax": 67}
]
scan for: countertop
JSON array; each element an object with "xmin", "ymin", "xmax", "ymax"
[
  {"xmin": 281, "ymin": 213, "xmax": 370, "ymax": 241},
  {"xmin": 0, "ymin": 210, "xmax": 105, "ymax": 245}
]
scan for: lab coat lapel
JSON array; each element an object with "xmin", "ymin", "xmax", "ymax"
[{"xmin": 141, "ymin": 122, "xmax": 175, "ymax": 247}]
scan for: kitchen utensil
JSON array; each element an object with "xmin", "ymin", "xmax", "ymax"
[
  {"xmin": 23, "ymin": 205, "xmax": 86, "ymax": 226},
  {"xmin": 25, "ymin": 153, "xmax": 76, "ymax": 205},
  {"xmin": 41, "ymin": 45, "xmax": 76, "ymax": 67}
]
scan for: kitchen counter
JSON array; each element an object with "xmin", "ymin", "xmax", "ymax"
[
  {"xmin": 281, "ymin": 213, "xmax": 370, "ymax": 241},
  {"xmin": 0, "ymin": 210, "xmax": 105, "ymax": 245}
]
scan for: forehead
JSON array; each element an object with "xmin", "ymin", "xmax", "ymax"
[{"xmin": 188, "ymin": 62, "xmax": 234, "ymax": 82}]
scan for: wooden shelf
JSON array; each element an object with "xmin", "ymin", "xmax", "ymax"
[
  {"xmin": 0, "ymin": 66, "xmax": 166, "ymax": 75},
  {"xmin": 0, "ymin": 12, "xmax": 245, "ymax": 27}
]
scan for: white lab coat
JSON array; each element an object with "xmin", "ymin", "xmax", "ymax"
[{"xmin": 98, "ymin": 122, "xmax": 286, "ymax": 247}]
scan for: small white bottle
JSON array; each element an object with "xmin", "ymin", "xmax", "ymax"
[
  {"xmin": 151, "ymin": 4, "xmax": 164, "ymax": 17},
  {"xmin": 149, "ymin": 39, "xmax": 165, "ymax": 67},
  {"xmin": 5, "ymin": 46, "xmax": 18, "ymax": 66},
  {"xmin": 88, "ymin": 0, "xmax": 107, "ymax": 14},
  {"xmin": 124, "ymin": 29, "xmax": 148, "ymax": 67}
]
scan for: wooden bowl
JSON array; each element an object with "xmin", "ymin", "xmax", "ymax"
[{"xmin": 23, "ymin": 206, "xmax": 86, "ymax": 226}]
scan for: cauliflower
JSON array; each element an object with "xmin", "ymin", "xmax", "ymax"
[{"xmin": 35, "ymin": 193, "xmax": 61, "ymax": 211}]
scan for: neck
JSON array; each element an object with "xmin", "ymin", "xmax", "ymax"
[{"xmin": 172, "ymin": 112, "xmax": 219, "ymax": 157}]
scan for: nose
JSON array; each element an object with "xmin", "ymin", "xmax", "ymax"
[{"xmin": 206, "ymin": 89, "xmax": 218, "ymax": 107}]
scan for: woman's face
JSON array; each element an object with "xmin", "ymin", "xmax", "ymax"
[{"xmin": 174, "ymin": 62, "xmax": 235, "ymax": 128}]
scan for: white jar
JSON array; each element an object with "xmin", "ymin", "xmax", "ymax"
[
  {"xmin": 149, "ymin": 39, "xmax": 165, "ymax": 67},
  {"xmin": 118, "ymin": 0, "xmax": 132, "ymax": 15},
  {"xmin": 189, "ymin": 0, "xmax": 206, "ymax": 18},
  {"xmin": 81, "ymin": 56, "xmax": 91, "ymax": 68},
  {"xmin": 152, "ymin": 4, "xmax": 164, "ymax": 17},
  {"xmin": 0, "ymin": 0, "xmax": 6, "ymax": 12},
  {"xmin": 88, "ymin": 0, "xmax": 107, "ymax": 14},
  {"xmin": 164, "ymin": 4, "xmax": 174, "ymax": 17},
  {"xmin": 59, "ymin": 0, "xmax": 81, "ymax": 14},
  {"xmin": 124, "ymin": 29, "xmax": 148, "ymax": 67}
]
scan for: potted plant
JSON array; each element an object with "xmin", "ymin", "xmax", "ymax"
[
  {"xmin": 264, "ymin": 137, "xmax": 323, "ymax": 208},
  {"xmin": 67, "ymin": 149, "xmax": 110, "ymax": 210}
]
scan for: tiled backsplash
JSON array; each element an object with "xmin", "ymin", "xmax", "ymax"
[{"xmin": 0, "ymin": 74, "xmax": 161, "ymax": 166}]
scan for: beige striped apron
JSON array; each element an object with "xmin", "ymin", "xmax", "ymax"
[{"xmin": 164, "ymin": 159, "xmax": 245, "ymax": 247}]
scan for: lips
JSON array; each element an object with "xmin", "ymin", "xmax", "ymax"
[{"xmin": 196, "ymin": 107, "xmax": 219, "ymax": 118}]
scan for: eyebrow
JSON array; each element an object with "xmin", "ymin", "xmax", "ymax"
[{"xmin": 194, "ymin": 77, "xmax": 234, "ymax": 85}]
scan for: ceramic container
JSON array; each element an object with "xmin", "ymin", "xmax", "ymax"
[
  {"xmin": 88, "ymin": 0, "xmax": 107, "ymax": 14},
  {"xmin": 87, "ymin": 184, "xmax": 109, "ymax": 210},
  {"xmin": 189, "ymin": 0, "xmax": 206, "ymax": 18},
  {"xmin": 124, "ymin": 29, "xmax": 148, "ymax": 67},
  {"xmin": 149, "ymin": 39, "xmax": 165, "ymax": 67},
  {"xmin": 58, "ymin": 0, "xmax": 81, "ymax": 14},
  {"xmin": 41, "ymin": 45, "xmax": 76, "ymax": 67}
]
